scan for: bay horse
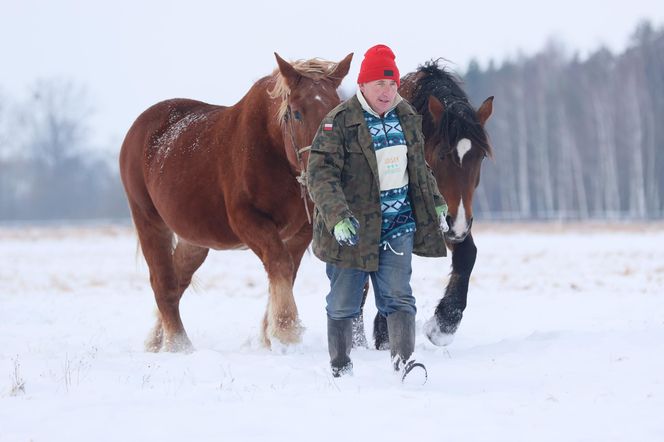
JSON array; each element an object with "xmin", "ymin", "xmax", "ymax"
[
  {"xmin": 356, "ymin": 60, "xmax": 494, "ymax": 348},
  {"xmin": 120, "ymin": 53, "xmax": 353, "ymax": 352}
]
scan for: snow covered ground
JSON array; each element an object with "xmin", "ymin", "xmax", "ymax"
[{"xmin": 1, "ymin": 223, "xmax": 663, "ymax": 441}]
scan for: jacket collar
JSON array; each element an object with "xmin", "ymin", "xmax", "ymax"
[
  {"xmin": 355, "ymin": 90, "xmax": 403, "ymax": 118},
  {"xmin": 344, "ymin": 93, "xmax": 415, "ymax": 127}
]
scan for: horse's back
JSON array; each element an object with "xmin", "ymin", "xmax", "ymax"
[
  {"xmin": 121, "ymin": 98, "xmax": 222, "ymax": 153},
  {"xmin": 120, "ymin": 98, "xmax": 224, "ymax": 187}
]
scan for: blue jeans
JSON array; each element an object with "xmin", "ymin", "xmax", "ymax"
[{"xmin": 326, "ymin": 233, "xmax": 415, "ymax": 320}]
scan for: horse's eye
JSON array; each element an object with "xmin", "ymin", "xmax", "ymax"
[{"xmin": 293, "ymin": 110, "xmax": 302, "ymax": 121}]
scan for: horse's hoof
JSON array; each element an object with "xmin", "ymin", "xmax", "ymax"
[
  {"xmin": 424, "ymin": 317, "xmax": 455, "ymax": 347},
  {"xmin": 145, "ymin": 335, "xmax": 165, "ymax": 352},
  {"xmin": 269, "ymin": 318, "xmax": 304, "ymax": 347},
  {"xmin": 145, "ymin": 320, "xmax": 164, "ymax": 352},
  {"xmin": 144, "ymin": 341, "xmax": 162, "ymax": 353},
  {"xmin": 275, "ymin": 325, "xmax": 304, "ymax": 346},
  {"xmin": 260, "ymin": 331, "xmax": 272, "ymax": 349},
  {"xmin": 163, "ymin": 334, "xmax": 195, "ymax": 353}
]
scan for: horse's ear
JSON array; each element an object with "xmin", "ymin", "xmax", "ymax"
[
  {"xmin": 329, "ymin": 53, "xmax": 354, "ymax": 88},
  {"xmin": 428, "ymin": 95, "xmax": 445, "ymax": 122},
  {"xmin": 477, "ymin": 96, "xmax": 494, "ymax": 125},
  {"xmin": 274, "ymin": 52, "xmax": 302, "ymax": 89}
]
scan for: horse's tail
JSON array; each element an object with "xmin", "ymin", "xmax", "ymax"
[
  {"xmin": 135, "ymin": 235, "xmax": 141, "ymax": 267},
  {"xmin": 128, "ymin": 217, "xmax": 142, "ymax": 268}
]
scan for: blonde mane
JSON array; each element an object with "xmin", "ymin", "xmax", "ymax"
[{"xmin": 268, "ymin": 58, "xmax": 340, "ymax": 123}]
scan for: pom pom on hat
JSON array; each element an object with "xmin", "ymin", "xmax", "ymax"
[{"xmin": 357, "ymin": 44, "xmax": 400, "ymax": 86}]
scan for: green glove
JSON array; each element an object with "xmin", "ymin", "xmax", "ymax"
[
  {"xmin": 333, "ymin": 216, "xmax": 359, "ymax": 246},
  {"xmin": 436, "ymin": 204, "xmax": 449, "ymax": 233},
  {"xmin": 435, "ymin": 204, "xmax": 448, "ymax": 218}
]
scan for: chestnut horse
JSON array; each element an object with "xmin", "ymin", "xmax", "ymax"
[
  {"xmin": 120, "ymin": 53, "xmax": 352, "ymax": 352},
  {"xmin": 357, "ymin": 60, "xmax": 494, "ymax": 348}
]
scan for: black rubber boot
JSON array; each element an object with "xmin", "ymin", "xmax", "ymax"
[
  {"xmin": 387, "ymin": 311, "xmax": 427, "ymax": 384},
  {"xmin": 328, "ymin": 317, "xmax": 353, "ymax": 377}
]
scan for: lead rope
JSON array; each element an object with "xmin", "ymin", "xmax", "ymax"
[{"xmin": 286, "ymin": 102, "xmax": 312, "ymax": 224}]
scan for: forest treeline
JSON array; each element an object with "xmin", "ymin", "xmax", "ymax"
[{"xmin": 465, "ymin": 21, "xmax": 663, "ymax": 219}]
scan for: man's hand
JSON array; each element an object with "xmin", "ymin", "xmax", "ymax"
[
  {"xmin": 333, "ymin": 216, "xmax": 360, "ymax": 246},
  {"xmin": 436, "ymin": 204, "xmax": 449, "ymax": 233}
]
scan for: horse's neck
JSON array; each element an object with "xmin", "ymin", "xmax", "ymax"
[{"xmin": 237, "ymin": 80, "xmax": 286, "ymax": 154}]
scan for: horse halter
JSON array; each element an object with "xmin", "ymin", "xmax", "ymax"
[{"xmin": 285, "ymin": 100, "xmax": 312, "ymax": 224}]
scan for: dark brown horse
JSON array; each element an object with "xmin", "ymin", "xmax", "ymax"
[
  {"xmin": 120, "ymin": 53, "xmax": 352, "ymax": 352},
  {"xmin": 357, "ymin": 60, "xmax": 494, "ymax": 348}
]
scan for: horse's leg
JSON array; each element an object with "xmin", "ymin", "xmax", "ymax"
[
  {"xmin": 424, "ymin": 232, "xmax": 477, "ymax": 346},
  {"xmin": 372, "ymin": 309, "xmax": 389, "ymax": 350},
  {"xmin": 173, "ymin": 241, "xmax": 209, "ymax": 297},
  {"xmin": 230, "ymin": 205, "xmax": 303, "ymax": 348},
  {"xmin": 351, "ymin": 283, "xmax": 370, "ymax": 348},
  {"xmin": 284, "ymin": 223, "xmax": 313, "ymax": 283},
  {"xmin": 131, "ymin": 211, "xmax": 194, "ymax": 353},
  {"xmin": 145, "ymin": 240, "xmax": 209, "ymax": 349},
  {"xmin": 259, "ymin": 223, "xmax": 310, "ymax": 349}
]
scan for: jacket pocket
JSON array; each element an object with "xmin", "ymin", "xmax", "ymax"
[
  {"xmin": 345, "ymin": 141, "xmax": 364, "ymax": 154},
  {"xmin": 344, "ymin": 125, "xmax": 364, "ymax": 154}
]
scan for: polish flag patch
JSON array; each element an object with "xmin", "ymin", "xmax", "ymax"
[{"xmin": 323, "ymin": 123, "xmax": 333, "ymax": 131}]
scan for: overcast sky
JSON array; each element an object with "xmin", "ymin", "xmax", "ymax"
[{"xmin": 2, "ymin": 0, "xmax": 663, "ymax": 152}]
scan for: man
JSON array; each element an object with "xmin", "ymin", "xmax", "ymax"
[{"xmin": 307, "ymin": 44, "xmax": 449, "ymax": 382}]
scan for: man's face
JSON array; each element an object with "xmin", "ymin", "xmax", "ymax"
[{"xmin": 359, "ymin": 79, "xmax": 398, "ymax": 116}]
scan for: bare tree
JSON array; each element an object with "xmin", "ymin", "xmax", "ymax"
[
  {"xmin": 629, "ymin": 22, "xmax": 663, "ymax": 218},
  {"xmin": 22, "ymin": 78, "xmax": 91, "ymax": 164}
]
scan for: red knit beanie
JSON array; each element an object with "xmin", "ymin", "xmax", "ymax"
[{"xmin": 357, "ymin": 44, "xmax": 400, "ymax": 86}]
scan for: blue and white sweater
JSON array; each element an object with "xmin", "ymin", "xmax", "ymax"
[{"xmin": 356, "ymin": 91, "xmax": 416, "ymax": 245}]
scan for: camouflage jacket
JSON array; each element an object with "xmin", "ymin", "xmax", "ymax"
[{"xmin": 307, "ymin": 94, "xmax": 447, "ymax": 271}]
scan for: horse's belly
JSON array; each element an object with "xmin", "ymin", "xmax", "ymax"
[
  {"xmin": 146, "ymin": 148, "xmax": 308, "ymax": 249},
  {"xmin": 163, "ymin": 207, "xmax": 242, "ymax": 250},
  {"xmin": 146, "ymin": 180, "xmax": 242, "ymax": 250}
]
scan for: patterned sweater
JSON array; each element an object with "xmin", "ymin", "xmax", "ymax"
[{"xmin": 356, "ymin": 91, "xmax": 416, "ymax": 245}]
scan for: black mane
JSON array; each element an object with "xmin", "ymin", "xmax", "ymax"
[{"xmin": 408, "ymin": 60, "xmax": 490, "ymax": 159}]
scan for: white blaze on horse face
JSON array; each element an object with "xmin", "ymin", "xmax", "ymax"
[
  {"xmin": 309, "ymin": 81, "xmax": 331, "ymax": 105},
  {"xmin": 451, "ymin": 199, "xmax": 469, "ymax": 236},
  {"xmin": 456, "ymin": 138, "xmax": 472, "ymax": 166}
]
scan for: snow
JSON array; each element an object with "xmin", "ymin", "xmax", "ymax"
[
  {"xmin": 1, "ymin": 223, "xmax": 663, "ymax": 441},
  {"xmin": 154, "ymin": 111, "xmax": 207, "ymax": 170}
]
